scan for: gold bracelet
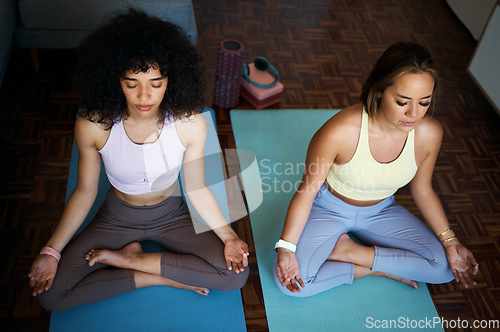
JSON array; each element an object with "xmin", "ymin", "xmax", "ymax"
[
  {"xmin": 437, "ymin": 227, "xmax": 452, "ymax": 239},
  {"xmin": 441, "ymin": 236, "xmax": 458, "ymax": 243}
]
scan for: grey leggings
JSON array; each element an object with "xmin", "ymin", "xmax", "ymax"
[
  {"xmin": 273, "ymin": 183, "xmax": 454, "ymax": 297},
  {"xmin": 38, "ymin": 189, "xmax": 248, "ymax": 311}
]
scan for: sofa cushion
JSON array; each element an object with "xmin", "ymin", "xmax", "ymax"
[
  {"xmin": 0, "ymin": 0, "xmax": 17, "ymax": 89},
  {"xmin": 18, "ymin": 0, "xmax": 193, "ymax": 33}
]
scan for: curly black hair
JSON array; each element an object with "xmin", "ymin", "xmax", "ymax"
[{"xmin": 76, "ymin": 8, "xmax": 206, "ymax": 127}]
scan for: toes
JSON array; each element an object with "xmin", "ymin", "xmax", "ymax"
[
  {"xmin": 85, "ymin": 249, "xmax": 98, "ymax": 261},
  {"xmin": 195, "ymin": 288, "xmax": 209, "ymax": 296}
]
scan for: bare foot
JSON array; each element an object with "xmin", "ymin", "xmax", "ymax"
[
  {"xmin": 331, "ymin": 235, "xmax": 419, "ymax": 289},
  {"xmin": 328, "ymin": 233, "xmax": 357, "ymax": 262},
  {"xmin": 193, "ymin": 287, "xmax": 210, "ymax": 296},
  {"xmin": 85, "ymin": 241, "xmax": 143, "ymax": 268},
  {"xmin": 328, "ymin": 233, "xmax": 375, "ymax": 268},
  {"xmin": 86, "ymin": 243, "xmax": 210, "ymax": 296},
  {"xmin": 353, "ymin": 265, "xmax": 418, "ymax": 289},
  {"xmin": 134, "ymin": 271, "xmax": 210, "ymax": 296},
  {"xmin": 373, "ymin": 270, "xmax": 419, "ymax": 289},
  {"xmin": 167, "ymin": 278, "xmax": 210, "ymax": 296}
]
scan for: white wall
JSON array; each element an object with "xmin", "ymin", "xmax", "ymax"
[
  {"xmin": 447, "ymin": 0, "xmax": 497, "ymax": 40},
  {"xmin": 468, "ymin": 4, "xmax": 500, "ymax": 115}
]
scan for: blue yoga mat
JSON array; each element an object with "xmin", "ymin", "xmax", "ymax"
[
  {"xmin": 231, "ymin": 109, "xmax": 444, "ymax": 332},
  {"xmin": 50, "ymin": 109, "xmax": 246, "ymax": 332}
]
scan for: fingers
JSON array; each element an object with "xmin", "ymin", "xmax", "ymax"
[
  {"xmin": 226, "ymin": 257, "xmax": 246, "ymax": 273},
  {"xmin": 226, "ymin": 247, "xmax": 249, "ymax": 273},
  {"xmin": 277, "ymin": 267, "xmax": 292, "ymax": 288},
  {"xmin": 288, "ymin": 278, "xmax": 299, "ymax": 292},
  {"xmin": 29, "ymin": 256, "xmax": 58, "ymax": 296},
  {"xmin": 31, "ymin": 280, "xmax": 39, "ymax": 296},
  {"xmin": 289, "ymin": 272, "xmax": 304, "ymax": 291},
  {"xmin": 30, "ymin": 272, "xmax": 53, "ymax": 296},
  {"xmin": 276, "ymin": 252, "xmax": 304, "ymax": 293},
  {"xmin": 45, "ymin": 277, "xmax": 54, "ymax": 291},
  {"xmin": 276, "ymin": 264, "xmax": 288, "ymax": 281},
  {"xmin": 277, "ymin": 267, "xmax": 303, "ymax": 293},
  {"xmin": 238, "ymin": 244, "xmax": 250, "ymax": 268},
  {"xmin": 232, "ymin": 260, "xmax": 244, "ymax": 273},
  {"xmin": 296, "ymin": 275, "xmax": 305, "ymax": 289},
  {"xmin": 38, "ymin": 280, "xmax": 48, "ymax": 294},
  {"xmin": 468, "ymin": 255, "xmax": 479, "ymax": 274},
  {"xmin": 280, "ymin": 274, "xmax": 294, "ymax": 291},
  {"xmin": 29, "ymin": 275, "xmax": 36, "ymax": 288},
  {"xmin": 452, "ymin": 269, "xmax": 460, "ymax": 283},
  {"xmin": 457, "ymin": 271, "xmax": 469, "ymax": 288},
  {"xmin": 453, "ymin": 267, "xmax": 477, "ymax": 289},
  {"xmin": 276, "ymin": 267, "xmax": 284, "ymax": 282},
  {"xmin": 225, "ymin": 241, "xmax": 249, "ymax": 273},
  {"xmin": 32, "ymin": 279, "xmax": 47, "ymax": 296},
  {"xmin": 277, "ymin": 266, "xmax": 292, "ymax": 287},
  {"xmin": 463, "ymin": 270, "xmax": 476, "ymax": 287},
  {"xmin": 31, "ymin": 284, "xmax": 39, "ymax": 297},
  {"xmin": 287, "ymin": 276, "xmax": 303, "ymax": 293},
  {"xmin": 236, "ymin": 248, "xmax": 249, "ymax": 269},
  {"xmin": 242, "ymin": 251, "xmax": 249, "ymax": 268},
  {"xmin": 29, "ymin": 270, "xmax": 42, "ymax": 295}
]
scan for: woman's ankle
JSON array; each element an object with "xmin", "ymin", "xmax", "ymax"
[{"xmin": 328, "ymin": 234, "xmax": 375, "ymax": 268}]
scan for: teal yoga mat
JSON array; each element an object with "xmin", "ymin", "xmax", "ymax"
[
  {"xmin": 231, "ymin": 109, "xmax": 444, "ymax": 332},
  {"xmin": 50, "ymin": 109, "xmax": 246, "ymax": 332}
]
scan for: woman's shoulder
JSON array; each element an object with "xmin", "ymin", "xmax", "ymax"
[
  {"xmin": 173, "ymin": 110, "xmax": 206, "ymax": 129},
  {"xmin": 413, "ymin": 115, "xmax": 443, "ymax": 161},
  {"xmin": 77, "ymin": 110, "xmax": 115, "ymax": 127},
  {"xmin": 307, "ymin": 105, "xmax": 363, "ymax": 162},
  {"xmin": 173, "ymin": 110, "xmax": 207, "ymax": 147},
  {"xmin": 75, "ymin": 111, "xmax": 112, "ymax": 149},
  {"xmin": 317, "ymin": 104, "xmax": 363, "ymax": 139},
  {"xmin": 414, "ymin": 115, "xmax": 443, "ymax": 142}
]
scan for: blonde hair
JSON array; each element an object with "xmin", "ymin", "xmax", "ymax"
[{"xmin": 360, "ymin": 42, "xmax": 439, "ymax": 117}]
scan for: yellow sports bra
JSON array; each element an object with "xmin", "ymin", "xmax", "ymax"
[{"xmin": 326, "ymin": 108, "xmax": 418, "ymax": 201}]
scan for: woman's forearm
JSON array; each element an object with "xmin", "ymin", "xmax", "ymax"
[
  {"xmin": 280, "ymin": 190, "xmax": 317, "ymax": 245},
  {"xmin": 412, "ymin": 189, "xmax": 452, "ymax": 237},
  {"xmin": 45, "ymin": 188, "xmax": 97, "ymax": 252},
  {"xmin": 186, "ymin": 186, "xmax": 239, "ymax": 243}
]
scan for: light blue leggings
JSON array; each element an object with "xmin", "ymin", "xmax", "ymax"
[{"xmin": 274, "ymin": 183, "xmax": 454, "ymax": 297}]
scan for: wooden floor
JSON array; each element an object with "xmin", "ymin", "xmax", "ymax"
[{"xmin": 1, "ymin": 0, "xmax": 499, "ymax": 331}]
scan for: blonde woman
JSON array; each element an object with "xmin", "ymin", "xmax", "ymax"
[{"xmin": 274, "ymin": 42, "xmax": 478, "ymax": 297}]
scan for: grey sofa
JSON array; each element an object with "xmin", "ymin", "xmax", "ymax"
[
  {"xmin": 0, "ymin": 0, "xmax": 17, "ymax": 89},
  {"xmin": 0, "ymin": 0, "xmax": 197, "ymax": 89}
]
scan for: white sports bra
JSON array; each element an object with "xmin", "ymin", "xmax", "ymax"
[{"xmin": 99, "ymin": 116, "xmax": 186, "ymax": 195}]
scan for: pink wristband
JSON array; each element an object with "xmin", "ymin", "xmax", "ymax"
[{"xmin": 40, "ymin": 246, "xmax": 61, "ymax": 262}]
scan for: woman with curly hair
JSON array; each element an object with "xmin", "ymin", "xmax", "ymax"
[
  {"xmin": 274, "ymin": 42, "xmax": 478, "ymax": 297},
  {"xmin": 28, "ymin": 9, "xmax": 249, "ymax": 311}
]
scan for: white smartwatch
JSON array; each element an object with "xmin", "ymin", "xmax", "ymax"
[{"xmin": 275, "ymin": 239, "xmax": 296, "ymax": 253}]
